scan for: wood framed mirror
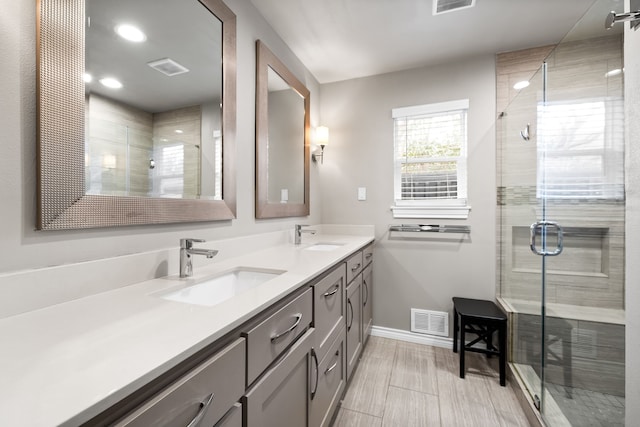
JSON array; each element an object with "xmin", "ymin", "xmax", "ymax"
[
  {"xmin": 255, "ymin": 40, "xmax": 310, "ymax": 219},
  {"xmin": 36, "ymin": 0, "xmax": 237, "ymax": 230}
]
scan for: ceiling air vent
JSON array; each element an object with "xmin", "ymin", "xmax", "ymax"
[
  {"xmin": 433, "ymin": 0, "xmax": 475, "ymax": 15},
  {"xmin": 147, "ymin": 58, "xmax": 190, "ymax": 77}
]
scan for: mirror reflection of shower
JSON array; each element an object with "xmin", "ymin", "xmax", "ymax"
[{"xmin": 84, "ymin": 95, "xmax": 221, "ymax": 200}]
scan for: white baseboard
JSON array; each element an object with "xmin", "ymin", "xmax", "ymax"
[{"xmin": 370, "ymin": 325, "xmax": 453, "ymax": 349}]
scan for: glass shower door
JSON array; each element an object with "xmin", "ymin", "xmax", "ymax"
[
  {"xmin": 499, "ymin": 1, "xmax": 626, "ymax": 425},
  {"xmin": 497, "ymin": 61, "xmax": 547, "ymax": 411},
  {"xmin": 537, "ymin": 2, "xmax": 626, "ymax": 423}
]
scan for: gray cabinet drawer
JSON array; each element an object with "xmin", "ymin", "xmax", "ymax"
[
  {"xmin": 310, "ymin": 328, "xmax": 345, "ymax": 427},
  {"xmin": 363, "ymin": 243, "xmax": 374, "ymax": 267},
  {"xmin": 115, "ymin": 338, "xmax": 245, "ymax": 427},
  {"xmin": 245, "ymin": 288, "xmax": 313, "ymax": 385},
  {"xmin": 345, "ymin": 251, "xmax": 363, "ymax": 284},
  {"xmin": 313, "ymin": 263, "xmax": 346, "ymax": 360}
]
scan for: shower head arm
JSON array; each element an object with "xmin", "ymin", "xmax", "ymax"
[{"xmin": 605, "ymin": 10, "xmax": 640, "ymax": 29}]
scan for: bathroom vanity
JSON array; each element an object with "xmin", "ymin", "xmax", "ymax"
[{"xmin": 0, "ymin": 229, "xmax": 373, "ymax": 427}]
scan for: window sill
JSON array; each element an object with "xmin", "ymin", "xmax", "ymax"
[{"xmin": 390, "ymin": 204, "xmax": 471, "ymax": 219}]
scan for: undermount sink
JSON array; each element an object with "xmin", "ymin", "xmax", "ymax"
[
  {"xmin": 304, "ymin": 243, "xmax": 344, "ymax": 252},
  {"xmin": 160, "ymin": 267, "xmax": 285, "ymax": 307}
]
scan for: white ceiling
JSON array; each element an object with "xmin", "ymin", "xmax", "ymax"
[{"xmin": 250, "ymin": 0, "xmax": 601, "ymax": 84}]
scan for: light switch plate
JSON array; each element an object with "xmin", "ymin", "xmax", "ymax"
[{"xmin": 358, "ymin": 187, "xmax": 366, "ymax": 201}]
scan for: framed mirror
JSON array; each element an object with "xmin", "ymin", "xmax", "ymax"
[
  {"xmin": 255, "ymin": 40, "xmax": 310, "ymax": 218},
  {"xmin": 36, "ymin": 0, "xmax": 236, "ymax": 230}
]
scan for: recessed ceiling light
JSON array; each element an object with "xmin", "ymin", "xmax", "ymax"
[
  {"xmin": 99, "ymin": 77, "xmax": 123, "ymax": 89},
  {"xmin": 175, "ymin": 129, "xmax": 184, "ymax": 134},
  {"xmin": 83, "ymin": 73, "xmax": 92, "ymax": 83},
  {"xmin": 605, "ymin": 68, "xmax": 623, "ymax": 77},
  {"xmin": 513, "ymin": 80, "xmax": 530, "ymax": 90},
  {"xmin": 115, "ymin": 24, "xmax": 146, "ymax": 43}
]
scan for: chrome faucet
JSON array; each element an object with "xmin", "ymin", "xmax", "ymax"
[
  {"xmin": 294, "ymin": 224, "xmax": 316, "ymax": 245},
  {"xmin": 179, "ymin": 238, "xmax": 218, "ymax": 278}
]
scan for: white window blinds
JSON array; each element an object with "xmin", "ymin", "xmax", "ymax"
[
  {"xmin": 153, "ymin": 144, "xmax": 185, "ymax": 197},
  {"xmin": 393, "ymin": 100, "xmax": 468, "ymax": 202},
  {"xmin": 391, "ymin": 99, "xmax": 470, "ymax": 219}
]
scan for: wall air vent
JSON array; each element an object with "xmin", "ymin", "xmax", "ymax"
[
  {"xmin": 147, "ymin": 58, "xmax": 190, "ymax": 77},
  {"xmin": 411, "ymin": 308, "xmax": 449, "ymax": 337},
  {"xmin": 433, "ymin": 0, "xmax": 476, "ymax": 15}
]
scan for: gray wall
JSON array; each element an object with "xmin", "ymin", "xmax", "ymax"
[
  {"xmin": 319, "ymin": 55, "xmax": 497, "ymax": 334},
  {"xmin": 0, "ymin": 0, "xmax": 320, "ymax": 275},
  {"xmin": 624, "ymin": 0, "xmax": 640, "ymax": 421}
]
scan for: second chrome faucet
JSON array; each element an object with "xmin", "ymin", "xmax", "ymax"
[
  {"xmin": 294, "ymin": 224, "xmax": 316, "ymax": 245},
  {"xmin": 179, "ymin": 238, "xmax": 218, "ymax": 278}
]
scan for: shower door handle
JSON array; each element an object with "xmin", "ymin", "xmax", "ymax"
[{"xmin": 529, "ymin": 221, "xmax": 564, "ymax": 256}]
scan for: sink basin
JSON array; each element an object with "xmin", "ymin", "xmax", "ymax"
[
  {"xmin": 304, "ymin": 243, "xmax": 344, "ymax": 252},
  {"xmin": 160, "ymin": 268, "xmax": 285, "ymax": 307}
]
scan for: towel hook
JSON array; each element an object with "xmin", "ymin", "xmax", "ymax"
[{"xmin": 520, "ymin": 123, "xmax": 530, "ymax": 141}]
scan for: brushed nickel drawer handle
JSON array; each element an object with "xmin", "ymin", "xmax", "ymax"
[
  {"xmin": 270, "ymin": 313, "xmax": 303, "ymax": 342},
  {"xmin": 186, "ymin": 393, "xmax": 214, "ymax": 427},
  {"xmin": 363, "ymin": 279, "xmax": 369, "ymax": 306},
  {"xmin": 365, "ymin": 253, "xmax": 372, "ymax": 259},
  {"xmin": 347, "ymin": 299, "xmax": 354, "ymax": 331},
  {"xmin": 324, "ymin": 350, "xmax": 340, "ymax": 375},
  {"xmin": 351, "ymin": 263, "xmax": 361, "ymax": 272},
  {"xmin": 323, "ymin": 283, "xmax": 340, "ymax": 298},
  {"xmin": 311, "ymin": 348, "xmax": 319, "ymax": 400}
]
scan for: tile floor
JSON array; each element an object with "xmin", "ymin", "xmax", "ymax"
[{"xmin": 333, "ymin": 336, "xmax": 533, "ymax": 427}]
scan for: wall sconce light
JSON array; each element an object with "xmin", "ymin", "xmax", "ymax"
[{"xmin": 312, "ymin": 126, "xmax": 329, "ymax": 164}]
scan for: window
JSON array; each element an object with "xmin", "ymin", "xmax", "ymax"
[
  {"xmin": 153, "ymin": 144, "xmax": 185, "ymax": 197},
  {"xmin": 391, "ymin": 99, "xmax": 470, "ymax": 219},
  {"xmin": 537, "ymin": 98, "xmax": 624, "ymax": 200}
]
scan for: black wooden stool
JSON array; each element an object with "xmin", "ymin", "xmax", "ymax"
[{"xmin": 453, "ymin": 297, "xmax": 507, "ymax": 386}]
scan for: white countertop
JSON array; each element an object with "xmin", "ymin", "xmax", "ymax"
[{"xmin": 0, "ymin": 233, "xmax": 373, "ymax": 427}]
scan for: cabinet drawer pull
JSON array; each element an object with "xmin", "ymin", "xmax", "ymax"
[
  {"xmin": 186, "ymin": 393, "xmax": 214, "ymax": 427},
  {"xmin": 311, "ymin": 348, "xmax": 319, "ymax": 400},
  {"xmin": 323, "ymin": 282, "xmax": 340, "ymax": 298},
  {"xmin": 363, "ymin": 279, "xmax": 369, "ymax": 306},
  {"xmin": 347, "ymin": 299, "xmax": 354, "ymax": 331},
  {"xmin": 324, "ymin": 350, "xmax": 340, "ymax": 375},
  {"xmin": 365, "ymin": 253, "xmax": 372, "ymax": 260},
  {"xmin": 351, "ymin": 263, "xmax": 361, "ymax": 272},
  {"xmin": 270, "ymin": 313, "xmax": 303, "ymax": 342}
]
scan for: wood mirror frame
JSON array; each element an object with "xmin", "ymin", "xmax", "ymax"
[
  {"xmin": 36, "ymin": 0, "xmax": 237, "ymax": 230},
  {"xmin": 255, "ymin": 40, "xmax": 310, "ymax": 219}
]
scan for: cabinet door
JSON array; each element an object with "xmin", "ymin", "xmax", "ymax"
[
  {"xmin": 115, "ymin": 338, "xmax": 245, "ymax": 427},
  {"xmin": 215, "ymin": 403, "xmax": 242, "ymax": 427},
  {"xmin": 313, "ymin": 264, "xmax": 346, "ymax": 361},
  {"xmin": 362, "ymin": 264, "xmax": 373, "ymax": 345},
  {"xmin": 345, "ymin": 276, "xmax": 362, "ymax": 380},
  {"xmin": 244, "ymin": 328, "xmax": 315, "ymax": 427},
  {"xmin": 309, "ymin": 328, "xmax": 346, "ymax": 427}
]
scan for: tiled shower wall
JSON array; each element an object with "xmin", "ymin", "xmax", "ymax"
[
  {"xmin": 86, "ymin": 94, "xmax": 202, "ymax": 197},
  {"xmin": 496, "ymin": 35, "xmax": 625, "ymax": 310},
  {"xmin": 512, "ymin": 313, "xmax": 625, "ymax": 397}
]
